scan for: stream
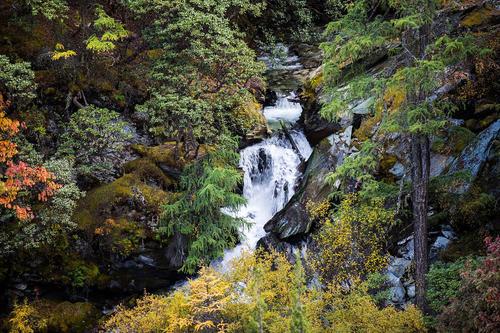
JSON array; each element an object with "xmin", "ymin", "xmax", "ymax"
[
  {"xmin": 217, "ymin": 93, "xmax": 312, "ymax": 268},
  {"xmin": 214, "ymin": 44, "xmax": 313, "ymax": 269}
]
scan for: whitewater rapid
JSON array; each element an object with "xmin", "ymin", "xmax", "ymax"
[{"xmin": 217, "ymin": 95, "xmax": 312, "ymax": 268}]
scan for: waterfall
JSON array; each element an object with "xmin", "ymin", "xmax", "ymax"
[
  {"xmin": 217, "ymin": 95, "xmax": 312, "ymax": 268},
  {"xmin": 263, "ymin": 92, "xmax": 303, "ymax": 124}
]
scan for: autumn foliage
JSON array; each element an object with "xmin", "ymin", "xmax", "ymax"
[
  {"xmin": 438, "ymin": 237, "xmax": 500, "ymax": 332},
  {"xmin": 0, "ymin": 93, "xmax": 60, "ymax": 220}
]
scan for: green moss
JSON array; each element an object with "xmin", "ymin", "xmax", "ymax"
[
  {"xmin": 96, "ymin": 217, "xmax": 147, "ymax": 256},
  {"xmin": 428, "ymin": 211, "xmax": 448, "ymax": 230},
  {"xmin": 123, "ymin": 158, "xmax": 176, "ymax": 189},
  {"xmin": 460, "ymin": 5, "xmax": 497, "ymax": 27},
  {"xmin": 432, "ymin": 126, "xmax": 475, "ymax": 155},
  {"xmin": 74, "ymin": 173, "xmax": 173, "ymax": 231},
  {"xmin": 440, "ymin": 231, "xmax": 486, "ymax": 262},
  {"xmin": 379, "ymin": 154, "xmax": 397, "ymax": 173},
  {"xmin": 449, "ymin": 126, "xmax": 475, "ymax": 153},
  {"xmin": 34, "ymin": 300, "xmax": 99, "ymax": 333},
  {"xmin": 131, "ymin": 142, "xmax": 211, "ymax": 168},
  {"xmin": 310, "ymin": 71, "xmax": 324, "ymax": 90},
  {"xmin": 231, "ymin": 94, "xmax": 267, "ymax": 138},
  {"xmin": 64, "ymin": 258, "xmax": 101, "ymax": 288}
]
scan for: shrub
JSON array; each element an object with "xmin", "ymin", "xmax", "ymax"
[
  {"xmin": 312, "ymin": 194, "xmax": 396, "ymax": 285},
  {"xmin": 57, "ymin": 106, "xmax": 131, "ymax": 182},
  {"xmin": 437, "ymin": 237, "xmax": 500, "ymax": 332}
]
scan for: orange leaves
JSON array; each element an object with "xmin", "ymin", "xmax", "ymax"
[{"xmin": 0, "ymin": 92, "xmax": 60, "ymax": 220}]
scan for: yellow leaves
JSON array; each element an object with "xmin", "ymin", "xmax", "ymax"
[
  {"xmin": 86, "ymin": 7, "xmax": 129, "ymax": 54},
  {"xmin": 324, "ymin": 285, "xmax": 426, "ymax": 333},
  {"xmin": 313, "ymin": 194, "xmax": 395, "ymax": 285},
  {"xmin": 51, "ymin": 43, "xmax": 77, "ymax": 61},
  {"xmin": 8, "ymin": 301, "xmax": 47, "ymax": 333},
  {"xmin": 306, "ymin": 199, "xmax": 331, "ymax": 220},
  {"xmin": 103, "ymin": 249, "xmax": 425, "ymax": 332}
]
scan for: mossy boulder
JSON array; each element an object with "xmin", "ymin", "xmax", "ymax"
[
  {"xmin": 460, "ymin": 3, "xmax": 499, "ymax": 28},
  {"xmin": 74, "ymin": 172, "xmax": 170, "ymax": 232},
  {"xmin": 34, "ymin": 300, "xmax": 99, "ymax": 333},
  {"xmin": 123, "ymin": 158, "xmax": 176, "ymax": 189},
  {"xmin": 131, "ymin": 141, "xmax": 211, "ymax": 174},
  {"xmin": 231, "ymin": 95, "xmax": 269, "ymax": 144},
  {"xmin": 432, "ymin": 126, "xmax": 476, "ymax": 156}
]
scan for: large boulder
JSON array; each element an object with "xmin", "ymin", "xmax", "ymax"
[
  {"xmin": 447, "ymin": 120, "xmax": 500, "ymax": 194},
  {"xmin": 263, "ymin": 127, "xmax": 352, "ymax": 240},
  {"xmin": 299, "ymin": 67, "xmax": 341, "ymax": 145}
]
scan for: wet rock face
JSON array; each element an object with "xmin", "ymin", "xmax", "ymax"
[
  {"xmin": 447, "ymin": 120, "xmax": 500, "ymax": 194},
  {"xmin": 263, "ymin": 130, "xmax": 351, "ymax": 240},
  {"xmin": 300, "ymin": 100, "xmax": 341, "ymax": 146}
]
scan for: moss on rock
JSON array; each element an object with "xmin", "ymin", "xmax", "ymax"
[
  {"xmin": 34, "ymin": 300, "xmax": 99, "ymax": 333},
  {"xmin": 230, "ymin": 94, "xmax": 268, "ymax": 141},
  {"xmin": 74, "ymin": 173, "xmax": 171, "ymax": 232},
  {"xmin": 123, "ymin": 158, "xmax": 176, "ymax": 189},
  {"xmin": 432, "ymin": 126, "xmax": 476, "ymax": 155},
  {"xmin": 131, "ymin": 142, "xmax": 211, "ymax": 169},
  {"xmin": 460, "ymin": 4, "xmax": 499, "ymax": 27}
]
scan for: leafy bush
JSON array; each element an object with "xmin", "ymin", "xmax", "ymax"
[
  {"xmin": 57, "ymin": 106, "xmax": 131, "ymax": 182},
  {"xmin": 437, "ymin": 237, "xmax": 500, "ymax": 332},
  {"xmin": 312, "ymin": 194, "xmax": 396, "ymax": 285},
  {"xmin": 104, "ymin": 251, "xmax": 426, "ymax": 332},
  {"xmin": 426, "ymin": 259, "xmax": 479, "ymax": 313}
]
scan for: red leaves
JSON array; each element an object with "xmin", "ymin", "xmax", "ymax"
[{"xmin": 0, "ymin": 93, "xmax": 60, "ymax": 220}]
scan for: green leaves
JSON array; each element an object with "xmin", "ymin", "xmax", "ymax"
[
  {"xmin": 160, "ymin": 135, "xmax": 247, "ymax": 273},
  {"xmin": 57, "ymin": 106, "xmax": 132, "ymax": 181},
  {"xmin": 86, "ymin": 7, "xmax": 129, "ymax": 54},
  {"xmin": 24, "ymin": 0, "xmax": 68, "ymax": 20},
  {"xmin": 0, "ymin": 55, "xmax": 37, "ymax": 106},
  {"xmin": 132, "ymin": 0, "xmax": 264, "ymax": 144}
]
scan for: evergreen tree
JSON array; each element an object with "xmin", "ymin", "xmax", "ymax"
[
  {"xmin": 160, "ymin": 135, "xmax": 247, "ymax": 273},
  {"xmin": 321, "ymin": 0, "xmax": 487, "ymax": 310},
  {"xmin": 128, "ymin": 0, "xmax": 265, "ymax": 147}
]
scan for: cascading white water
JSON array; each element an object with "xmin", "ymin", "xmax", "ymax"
[
  {"xmin": 217, "ymin": 95, "xmax": 312, "ymax": 268},
  {"xmin": 263, "ymin": 93, "xmax": 303, "ymax": 124}
]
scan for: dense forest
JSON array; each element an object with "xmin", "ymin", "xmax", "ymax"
[{"xmin": 0, "ymin": 0, "xmax": 498, "ymax": 332}]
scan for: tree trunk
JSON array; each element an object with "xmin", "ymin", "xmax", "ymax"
[
  {"xmin": 404, "ymin": 20, "xmax": 432, "ymax": 312},
  {"xmin": 410, "ymin": 133, "xmax": 430, "ymax": 311}
]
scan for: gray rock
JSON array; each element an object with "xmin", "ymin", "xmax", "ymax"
[
  {"xmin": 122, "ymin": 260, "xmax": 140, "ymax": 269},
  {"xmin": 430, "ymin": 153, "xmax": 454, "ymax": 177},
  {"xmin": 397, "ymin": 237, "xmax": 415, "ymax": 260},
  {"xmin": 264, "ymin": 136, "xmax": 339, "ymax": 239},
  {"xmin": 430, "ymin": 236, "xmax": 452, "ymax": 260},
  {"xmin": 433, "ymin": 236, "xmax": 451, "ymax": 249},
  {"xmin": 109, "ymin": 280, "xmax": 121, "ymax": 289},
  {"xmin": 441, "ymin": 225, "xmax": 456, "ymax": 240},
  {"xmin": 447, "ymin": 120, "xmax": 500, "ymax": 194},
  {"xmin": 14, "ymin": 283, "xmax": 27, "ymax": 291},
  {"xmin": 386, "ymin": 272, "xmax": 401, "ymax": 286},
  {"xmin": 352, "ymin": 97, "xmax": 375, "ymax": 115},
  {"xmin": 138, "ymin": 255, "xmax": 155, "ymax": 267},
  {"xmin": 407, "ymin": 284, "xmax": 416, "ymax": 299},
  {"xmin": 389, "ymin": 162, "xmax": 405, "ymax": 178},
  {"xmin": 390, "ymin": 283, "xmax": 406, "ymax": 304},
  {"xmin": 388, "ymin": 257, "xmax": 411, "ymax": 278}
]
